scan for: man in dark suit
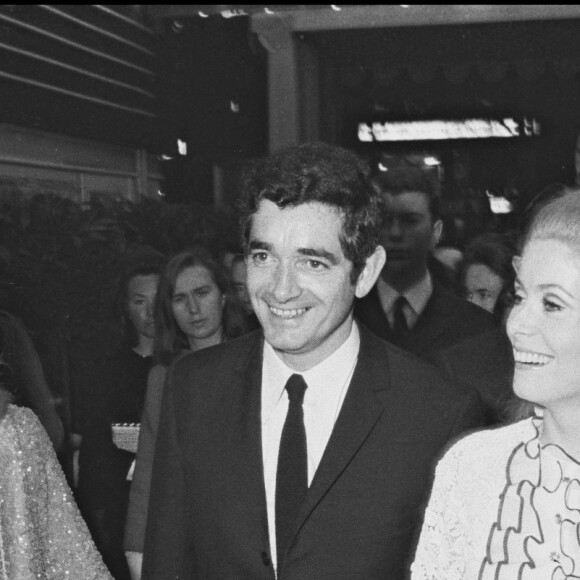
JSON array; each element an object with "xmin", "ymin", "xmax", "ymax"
[
  {"xmin": 142, "ymin": 143, "xmax": 483, "ymax": 580},
  {"xmin": 355, "ymin": 168, "xmax": 514, "ymax": 424}
]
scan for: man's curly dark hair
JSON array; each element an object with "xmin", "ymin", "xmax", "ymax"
[{"xmin": 239, "ymin": 142, "xmax": 382, "ymax": 283}]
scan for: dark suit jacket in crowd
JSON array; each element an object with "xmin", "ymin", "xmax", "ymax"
[
  {"xmin": 142, "ymin": 326, "xmax": 483, "ymax": 580},
  {"xmin": 355, "ymin": 278, "xmax": 515, "ymax": 424}
]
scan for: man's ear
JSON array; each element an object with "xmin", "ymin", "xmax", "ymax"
[
  {"xmin": 355, "ymin": 245, "xmax": 386, "ymax": 299},
  {"xmin": 431, "ymin": 219, "xmax": 443, "ymax": 250}
]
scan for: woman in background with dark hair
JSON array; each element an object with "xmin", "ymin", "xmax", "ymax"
[
  {"xmin": 79, "ymin": 248, "xmax": 163, "ymax": 580},
  {"xmin": 124, "ymin": 246, "xmax": 248, "ymax": 580},
  {"xmin": 459, "ymin": 232, "xmax": 517, "ymax": 324}
]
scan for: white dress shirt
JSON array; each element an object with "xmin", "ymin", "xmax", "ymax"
[
  {"xmin": 261, "ymin": 322, "xmax": 360, "ymax": 573},
  {"xmin": 376, "ymin": 271, "xmax": 433, "ymax": 329}
]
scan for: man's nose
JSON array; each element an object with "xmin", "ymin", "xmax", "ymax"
[
  {"xmin": 387, "ymin": 218, "xmax": 403, "ymax": 239},
  {"xmin": 271, "ymin": 262, "xmax": 300, "ymax": 302}
]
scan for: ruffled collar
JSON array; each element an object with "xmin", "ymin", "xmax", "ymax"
[{"xmin": 478, "ymin": 415, "xmax": 580, "ymax": 580}]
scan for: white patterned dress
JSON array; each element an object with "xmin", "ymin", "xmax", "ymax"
[
  {"xmin": 412, "ymin": 415, "xmax": 580, "ymax": 580},
  {"xmin": 0, "ymin": 405, "xmax": 112, "ymax": 580}
]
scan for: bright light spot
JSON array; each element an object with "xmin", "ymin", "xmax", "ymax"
[
  {"xmin": 400, "ymin": 5, "xmax": 410, "ymax": 7},
  {"xmin": 230, "ymin": 101, "xmax": 240, "ymax": 113},
  {"xmin": 221, "ymin": 9, "xmax": 247, "ymax": 18},
  {"xmin": 424, "ymin": 156, "xmax": 440, "ymax": 166},
  {"xmin": 486, "ymin": 191, "xmax": 513, "ymax": 214},
  {"xmin": 198, "ymin": 11, "xmax": 209, "ymax": 18},
  {"xmin": 159, "ymin": 154, "xmax": 173, "ymax": 161},
  {"xmin": 358, "ymin": 118, "xmax": 538, "ymax": 142},
  {"xmin": 157, "ymin": 189, "xmax": 166, "ymax": 197},
  {"xmin": 177, "ymin": 139, "xmax": 187, "ymax": 156},
  {"xmin": 264, "ymin": 7, "xmax": 275, "ymax": 14},
  {"xmin": 331, "ymin": 5, "xmax": 342, "ymax": 10},
  {"xmin": 378, "ymin": 162, "xmax": 388, "ymax": 172},
  {"xmin": 358, "ymin": 123, "xmax": 373, "ymax": 142}
]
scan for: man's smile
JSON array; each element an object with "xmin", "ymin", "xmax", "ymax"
[{"xmin": 268, "ymin": 305, "xmax": 310, "ymax": 319}]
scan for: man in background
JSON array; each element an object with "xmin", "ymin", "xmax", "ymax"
[{"xmin": 355, "ymin": 168, "xmax": 514, "ymax": 424}]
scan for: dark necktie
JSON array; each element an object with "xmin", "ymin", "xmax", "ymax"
[
  {"xmin": 392, "ymin": 295, "xmax": 409, "ymax": 336},
  {"xmin": 276, "ymin": 373, "xmax": 308, "ymax": 571}
]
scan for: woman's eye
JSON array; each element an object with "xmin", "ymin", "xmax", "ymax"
[
  {"xmin": 543, "ymin": 298, "xmax": 562, "ymax": 312},
  {"xmin": 512, "ymin": 292, "xmax": 523, "ymax": 305}
]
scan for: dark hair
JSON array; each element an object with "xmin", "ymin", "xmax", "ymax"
[
  {"xmin": 0, "ymin": 327, "xmax": 11, "ymax": 420},
  {"xmin": 230, "ymin": 254, "xmax": 246, "ymax": 270},
  {"xmin": 117, "ymin": 248, "xmax": 165, "ymax": 347},
  {"xmin": 372, "ymin": 167, "xmax": 440, "ymax": 222},
  {"xmin": 459, "ymin": 232, "xmax": 517, "ymax": 319},
  {"xmin": 239, "ymin": 142, "xmax": 382, "ymax": 283},
  {"xmin": 154, "ymin": 246, "xmax": 248, "ymax": 365}
]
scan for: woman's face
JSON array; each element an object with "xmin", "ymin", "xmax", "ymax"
[
  {"xmin": 463, "ymin": 263, "xmax": 503, "ymax": 314},
  {"xmin": 507, "ymin": 238, "xmax": 580, "ymax": 412},
  {"xmin": 126, "ymin": 274, "xmax": 159, "ymax": 340},
  {"xmin": 171, "ymin": 264, "xmax": 224, "ymax": 348}
]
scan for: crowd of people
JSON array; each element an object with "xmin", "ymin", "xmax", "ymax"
[{"xmin": 2, "ymin": 140, "xmax": 580, "ymax": 578}]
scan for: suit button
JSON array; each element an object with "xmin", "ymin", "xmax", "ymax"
[{"xmin": 261, "ymin": 551, "xmax": 271, "ymax": 567}]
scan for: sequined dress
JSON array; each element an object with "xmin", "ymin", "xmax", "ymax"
[
  {"xmin": 0, "ymin": 405, "xmax": 112, "ymax": 579},
  {"xmin": 411, "ymin": 415, "xmax": 580, "ymax": 579}
]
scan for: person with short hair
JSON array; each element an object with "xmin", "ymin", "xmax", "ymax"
[
  {"xmin": 355, "ymin": 168, "xmax": 514, "ymax": 425},
  {"xmin": 141, "ymin": 143, "xmax": 482, "ymax": 580},
  {"xmin": 78, "ymin": 248, "xmax": 163, "ymax": 580}
]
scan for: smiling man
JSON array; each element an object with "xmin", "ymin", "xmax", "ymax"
[{"xmin": 142, "ymin": 143, "xmax": 483, "ymax": 580}]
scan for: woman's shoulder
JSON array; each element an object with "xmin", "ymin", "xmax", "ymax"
[
  {"xmin": 2, "ymin": 404, "xmax": 45, "ymax": 431},
  {"xmin": 0, "ymin": 404, "xmax": 52, "ymax": 454},
  {"xmin": 441, "ymin": 418, "xmax": 535, "ymax": 467}
]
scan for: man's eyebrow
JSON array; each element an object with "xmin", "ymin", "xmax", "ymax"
[
  {"xmin": 298, "ymin": 248, "xmax": 339, "ymax": 265},
  {"xmin": 248, "ymin": 240, "xmax": 272, "ymax": 252}
]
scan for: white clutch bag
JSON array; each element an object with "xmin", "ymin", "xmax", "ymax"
[{"xmin": 111, "ymin": 423, "xmax": 140, "ymax": 453}]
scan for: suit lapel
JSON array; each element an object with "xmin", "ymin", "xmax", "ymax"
[
  {"xmin": 409, "ymin": 279, "xmax": 455, "ymax": 354},
  {"xmin": 218, "ymin": 335, "xmax": 270, "ymax": 545},
  {"xmin": 290, "ymin": 327, "xmax": 388, "ymax": 543}
]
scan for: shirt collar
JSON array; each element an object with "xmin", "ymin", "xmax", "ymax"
[
  {"xmin": 262, "ymin": 322, "xmax": 360, "ymax": 423},
  {"xmin": 376, "ymin": 270, "xmax": 432, "ymax": 317}
]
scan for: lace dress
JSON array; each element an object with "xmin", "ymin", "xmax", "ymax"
[
  {"xmin": 411, "ymin": 415, "xmax": 580, "ymax": 579},
  {"xmin": 0, "ymin": 405, "xmax": 112, "ymax": 579}
]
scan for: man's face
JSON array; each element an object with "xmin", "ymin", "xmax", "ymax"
[
  {"xmin": 246, "ymin": 200, "xmax": 374, "ymax": 371},
  {"xmin": 380, "ymin": 191, "xmax": 441, "ymax": 286}
]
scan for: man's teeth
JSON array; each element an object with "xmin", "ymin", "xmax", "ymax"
[
  {"xmin": 514, "ymin": 350, "xmax": 552, "ymax": 366},
  {"xmin": 270, "ymin": 306, "xmax": 307, "ymax": 318}
]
